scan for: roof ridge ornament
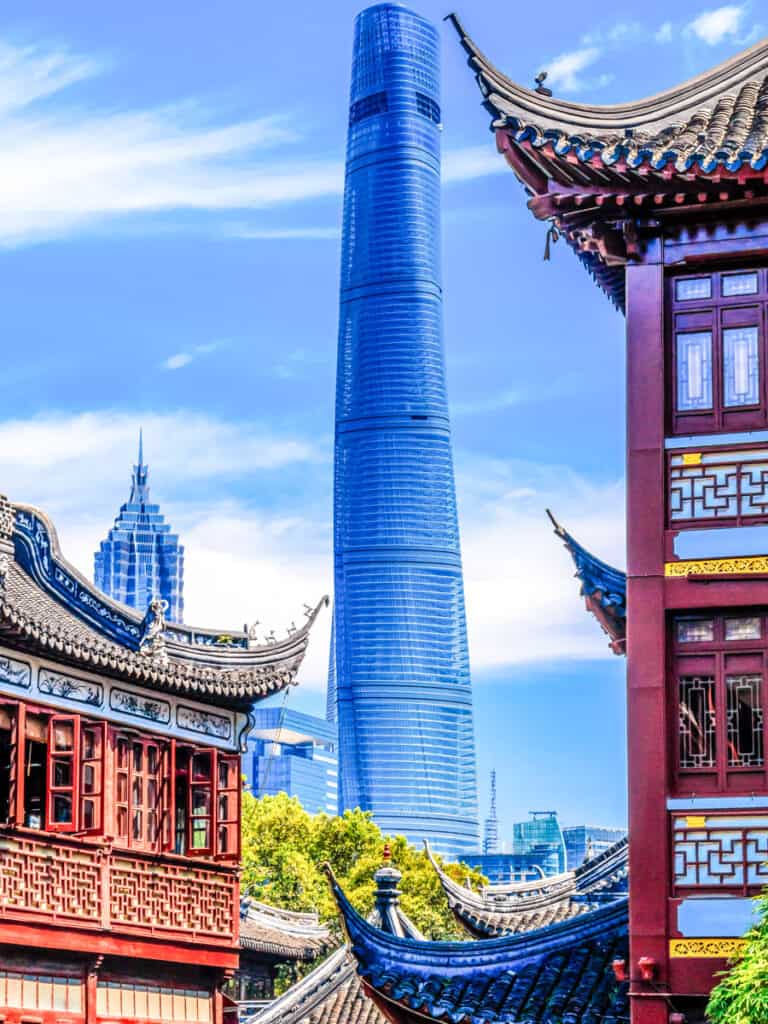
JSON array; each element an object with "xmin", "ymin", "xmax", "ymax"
[{"xmin": 139, "ymin": 596, "xmax": 169, "ymax": 662}]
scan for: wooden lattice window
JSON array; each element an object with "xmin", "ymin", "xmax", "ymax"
[
  {"xmin": 674, "ymin": 612, "xmax": 768, "ymax": 793},
  {"xmin": 113, "ymin": 732, "xmax": 166, "ymax": 853},
  {"xmin": 46, "ymin": 716, "xmax": 80, "ymax": 833},
  {"xmin": 216, "ymin": 755, "xmax": 240, "ymax": 858},
  {"xmin": 669, "ymin": 267, "xmax": 768, "ymax": 435}
]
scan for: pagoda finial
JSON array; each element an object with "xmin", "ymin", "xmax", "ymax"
[{"xmin": 129, "ymin": 428, "xmax": 150, "ymax": 505}]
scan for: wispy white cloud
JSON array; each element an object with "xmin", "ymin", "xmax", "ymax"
[
  {"xmin": 0, "ymin": 411, "xmax": 322, "ymax": 508},
  {"xmin": 655, "ymin": 21, "xmax": 674, "ymax": 43},
  {"xmin": 687, "ymin": 4, "xmax": 745, "ymax": 44},
  {"xmin": 162, "ymin": 341, "xmax": 222, "ymax": 371},
  {"xmin": 544, "ymin": 47, "xmax": 602, "ymax": 93},
  {"xmin": 456, "ymin": 454, "xmax": 625, "ymax": 670},
  {"xmin": 452, "ymin": 390, "xmax": 525, "ymax": 417},
  {"xmin": 0, "ymin": 35, "xmax": 512, "ymax": 247}
]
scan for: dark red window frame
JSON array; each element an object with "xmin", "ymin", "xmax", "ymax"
[
  {"xmin": 0, "ymin": 698, "xmax": 240, "ymax": 861},
  {"xmin": 672, "ymin": 610, "xmax": 768, "ymax": 795},
  {"xmin": 668, "ymin": 266, "xmax": 768, "ymax": 435}
]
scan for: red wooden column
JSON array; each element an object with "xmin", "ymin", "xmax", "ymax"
[{"xmin": 626, "ymin": 249, "xmax": 669, "ymax": 1024}]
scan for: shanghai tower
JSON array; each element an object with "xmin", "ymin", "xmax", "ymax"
[{"xmin": 330, "ymin": 3, "xmax": 479, "ymax": 859}]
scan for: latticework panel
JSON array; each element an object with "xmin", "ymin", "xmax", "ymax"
[
  {"xmin": 0, "ymin": 834, "xmax": 101, "ymax": 920},
  {"xmin": 669, "ymin": 448, "xmax": 768, "ymax": 524},
  {"xmin": 110, "ymin": 857, "xmax": 235, "ymax": 937},
  {"xmin": 673, "ymin": 813, "xmax": 768, "ymax": 894}
]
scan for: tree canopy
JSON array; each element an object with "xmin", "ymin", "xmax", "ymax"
[
  {"xmin": 241, "ymin": 791, "xmax": 486, "ymax": 941},
  {"xmin": 707, "ymin": 892, "xmax": 768, "ymax": 1024}
]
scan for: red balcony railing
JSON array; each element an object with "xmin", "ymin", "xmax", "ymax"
[{"xmin": 0, "ymin": 827, "xmax": 237, "ymax": 944}]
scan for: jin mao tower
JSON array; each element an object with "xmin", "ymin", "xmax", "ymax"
[
  {"xmin": 330, "ymin": 3, "xmax": 479, "ymax": 858},
  {"xmin": 95, "ymin": 433, "xmax": 184, "ymax": 622}
]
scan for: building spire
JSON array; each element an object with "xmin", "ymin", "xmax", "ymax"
[
  {"xmin": 129, "ymin": 428, "xmax": 150, "ymax": 505},
  {"xmin": 483, "ymin": 769, "xmax": 499, "ymax": 855}
]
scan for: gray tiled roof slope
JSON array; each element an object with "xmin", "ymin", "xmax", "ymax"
[
  {"xmin": 247, "ymin": 948, "xmax": 385, "ymax": 1024},
  {"xmin": 0, "ymin": 496, "xmax": 326, "ymax": 708},
  {"xmin": 450, "ymin": 14, "xmax": 768, "ymax": 177},
  {"xmin": 240, "ymin": 900, "xmax": 332, "ymax": 960},
  {"xmin": 429, "ymin": 837, "xmax": 628, "ymax": 938}
]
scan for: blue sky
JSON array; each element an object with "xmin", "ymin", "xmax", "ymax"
[{"xmin": 0, "ymin": 0, "xmax": 762, "ymax": 840}]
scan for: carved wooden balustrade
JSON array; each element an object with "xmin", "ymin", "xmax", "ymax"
[{"xmin": 0, "ymin": 827, "xmax": 238, "ymax": 945}]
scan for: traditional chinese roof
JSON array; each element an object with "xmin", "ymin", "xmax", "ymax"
[
  {"xmin": 247, "ymin": 947, "xmax": 384, "ymax": 1024},
  {"xmin": 247, "ymin": 856, "xmax": 421, "ymax": 1024},
  {"xmin": 548, "ymin": 512, "xmax": 627, "ymax": 656},
  {"xmin": 0, "ymin": 496, "xmax": 327, "ymax": 709},
  {"xmin": 239, "ymin": 900, "xmax": 332, "ymax": 961},
  {"xmin": 428, "ymin": 838, "xmax": 628, "ymax": 939},
  {"xmin": 329, "ymin": 867, "xmax": 629, "ymax": 1024},
  {"xmin": 449, "ymin": 14, "xmax": 768, "ymax": 307}
]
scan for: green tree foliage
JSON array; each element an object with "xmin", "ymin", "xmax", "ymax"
[
  {"xmin": 241, "ymin": 791, "xmax": 486, "ymax": 941},
  {"xmin": 707, "ymin": 892, "xmax": 768, "ymax": 1024}
]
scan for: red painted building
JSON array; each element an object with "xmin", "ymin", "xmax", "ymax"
[
  {"xmin": 0, "ymin": 493, "xmax": 325, "ymax": 1024},
  {"xmin": 450, "ymin": 17, "xmax": 768, "ymax": 1024}
]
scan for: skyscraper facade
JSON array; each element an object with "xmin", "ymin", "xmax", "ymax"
[
  {"xmin": 94, "ymin": 434, "xmax": 184, "ymax": 622},
  {"xmin": 482, "ymin": 770, "xmax": 499, "ymax": 855},
  {"xmin": 330, "ymin": 3, "xmax": 479, "ymax": 859}
]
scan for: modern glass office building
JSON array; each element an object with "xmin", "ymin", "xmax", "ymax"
[
  {"xmin": 329, "ymin": 3, "xmax": 479, "ymax": 858},
  {"xmin": 94, "ymin": 433, "xmax": 184, "ymax": 622},
  {"xmin": 245, "ymin": 708, "xmax": 339, "ymax": 816}
]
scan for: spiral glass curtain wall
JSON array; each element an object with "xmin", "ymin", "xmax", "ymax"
[{"xmin": 329, "ymin": 2, "xmax": 479, "ymax": 859}]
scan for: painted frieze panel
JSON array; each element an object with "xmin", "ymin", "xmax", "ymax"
[
  {"xmin": 176, "ymin": 705, "xmax": 232, "ymax": 740},
  {"xmin": 38, "ymin": 668, "xmax": 103, "ymax": 707},
  {"xmin": 673, "ymin": 813, "xmax": 768, "ymax": 893},
  {"xmin": 110, "ymin": 687, "xmax": 171, "ymax": 725},
  {"xmin": 0, "ymin": 654, "xmax": 31, "ymax": 689},
  {"xmin": 0, "ymin": 646, "xmax": 238, "ymax": 750}
]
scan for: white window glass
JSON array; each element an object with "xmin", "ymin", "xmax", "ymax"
[
  {"xmin": 725, "ymin": 617, "xmax": 762, "ymax": 641},
  {"xmin": 677, "ymin": 332, "xmax": 713, "ymax": 410},
  {"xmin": 676, "ymin": 277, "xmax": 711, "ymax": 301},
  {"xmin": 723, "ymin": 272, "xmax": 758, "ymax": 297},
  {"xmin": 723, "ymin": 326, "xmax": 759, "ymax": 406},
  {"xmin": 677, "ymin": 619, "xmax": 715, "ymax": 642}
]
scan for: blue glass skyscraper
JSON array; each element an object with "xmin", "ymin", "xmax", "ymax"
[
  {"xmin": 94, "ymin": 433, "xmax": 184, "ymax": 622},
  {"xmin": 329, "ymin": 3, "xmax": 479, "ymax": 859}
]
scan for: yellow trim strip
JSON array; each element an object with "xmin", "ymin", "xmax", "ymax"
[
  {"xmin": 670, "ymin": 938, "xmax": 746, "ymax": 959},
  {"xmin": 665, "ymin": 556, "xmax": 768, "ymax": 577}
]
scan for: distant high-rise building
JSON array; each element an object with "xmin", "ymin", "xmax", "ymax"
[
  {"xmin": 94, "ymin": 433, "xmax": 184, "ymax": 622},
  {"xmin": 329, "ymin": 2, "xmax": 479, "ymax": 859},
  {"xmin": 483, "ymin": 771, "xmax": 499, "ymax": 855},
  {"xmin": 245, "ymin": 708, "xmax": 338, "ymax": 816},
  {"xmin": 563, "ymin": 825, "xmax": 628, "ymax": 870}
]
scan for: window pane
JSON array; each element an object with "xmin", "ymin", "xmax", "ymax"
[
  {"xmin": 727, "ymin": 674, "xmax": 764, "ymax": 767},
  {"xmin": 723, "ymin": 326, "xmax": 759, "ymax": 406},
  {"xmin": 192, "ymin": 789, "xmax": 210, "ymax": 815},
  {"xmin": 677, "ymin": 332, "xmax": 713, "ymax": 410},
  {"xmin": 192, "ymin": 753, "xmax": 211, "ymax": 782},
  {"xmin": 679, "ymin": 676, "xmax": 717, "ymax": 768},
  {"xmin": 192, "ymin": 819, "xmax": 210, "ymax": 849},
  {"xmin": 53, "ymin": 723, "xmax": 73, "ymax": 752},
  {"xmin": 676, "ymin": 277, "xmax": 711, "ymax": 301},
  {"xmin": 725, "ymin": 617, "xmax": 762, "ymax": 641},
  {"xmin": 723, "ymin": 272, "xmax": 758, "ymax": 297},
  {"xmin": 53, "ymin": 760, "xmax": 72, "ymax": 788},
  {"xmin": 83, "ymin": 799, "xmax": 95, "ymax": 830},
  {"xmin": 677, "ymin": 619, "xmax": 714, "ymax": 643},
  {"xmin": 52, "ymin": 794, "xmax": 73, "ymax": 824}
]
